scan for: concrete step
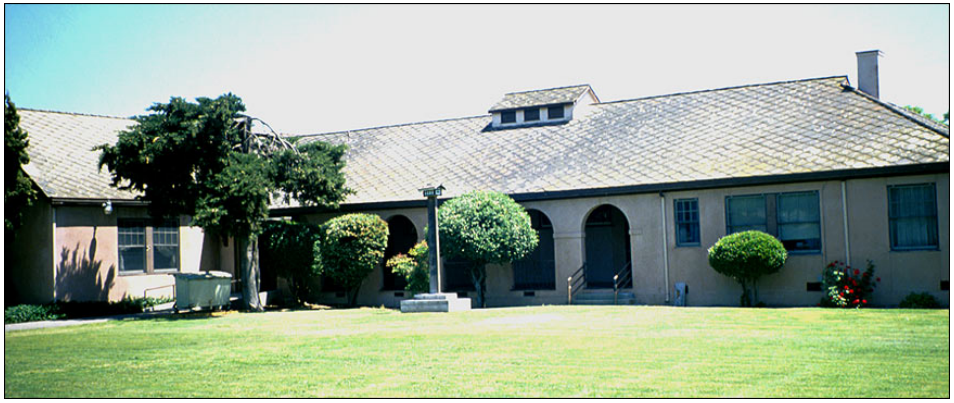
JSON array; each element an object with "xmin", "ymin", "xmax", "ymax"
[{"xmin": 572, "ymin": 290, "xmax": 636, "ymax": 305}]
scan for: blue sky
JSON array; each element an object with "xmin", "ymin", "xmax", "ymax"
[{"xmin": 5, "ymin": 4, "xmax": 949, "ymax": 134}]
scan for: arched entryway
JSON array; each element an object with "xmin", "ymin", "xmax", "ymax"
[
  {"xmin": 382, "ymin": 215, "xmax": 418, "ymax": 291},
  {"xmin": 512, "ymin": 209, "xmax": 555, "ymax": 290},
  {"xmin": 584, "ymin": 204, "xmax": 631, "ymax": 289}
]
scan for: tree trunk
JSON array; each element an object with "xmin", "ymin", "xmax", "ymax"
[
  {"xmin": 241, "ymin": 232, "xmax": 264, "ymax": 312},
  {"xmin": 739, "ymin": 279, "xmax": 751, "ymax": 307},
  {"xmin": 470, "ymin": 263, "xmax": 486, "ymax": 308}
]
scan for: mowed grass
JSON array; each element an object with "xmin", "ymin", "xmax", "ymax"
[{"xmin": 4, "ymin": 305, "xmax": 949, "ymax": 398}]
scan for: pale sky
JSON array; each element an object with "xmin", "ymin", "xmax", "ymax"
[{"xmin": 4, "ymin": 4, "xmax": 949, "ymax": 135}]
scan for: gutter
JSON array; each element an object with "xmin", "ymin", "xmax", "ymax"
[{"xmin": 271, "ymin": 162, "xmax": 949, "ymax": 216}]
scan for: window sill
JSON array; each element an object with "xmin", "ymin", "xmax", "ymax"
[
  {"xmin": 786, "ymin": 250, "xmax": 822, "ymax": 256},
  {"xmin": 890, "ymin": 247, "xmax": 941, "ymax": 253},
  {"xmin": 118, "ymin": 271, "xmax": 179, "ymax": 277},
  {"xmin": 675, "ymin": 244, "xmax": 701, "ymax": 248}
]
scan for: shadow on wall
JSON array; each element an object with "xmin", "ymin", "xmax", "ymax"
[{"xmin": 55, "ymin": 228, "xmax": 115, "ymax": 302}]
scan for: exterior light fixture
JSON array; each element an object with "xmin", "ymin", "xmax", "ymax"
[{"xmin": 103, "ymin": 200, "xmax": 113, "ymax": 215}]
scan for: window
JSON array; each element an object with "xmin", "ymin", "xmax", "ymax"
[
  {"xmin": 674, "ymin": 198, "xmax": 700, "ymax": 246},
  {"xmin": 524, "ymin": 108, "xmax": 540, "ymax": 122},
  {"xmin": 888, "ymin": 183, "xmax": 938, "ymax": 250},
  {"xmin": 501, "ymin": 110, "xmax": 516, "ymax": 124},
  {"xmin": 777, "ymin": 192, "xmax": 821, "ymax": 252},
  {"xmin": 726, "ymin": 195, "xmax": 767, "ymax": 234},
  {"xmin": 547, "ymin": 105, "xmax": 565, "ymax": 120},
  {"xmin": 118, "ymin": 219, "xmax": 180, "ymax": 274},
  {"xmin": 513, "ymin": 210, "xmax": 555, "ymax": 290},
  {"xmin": 726, "ymin": 191, "xmax": 821, "ymax": 253}
]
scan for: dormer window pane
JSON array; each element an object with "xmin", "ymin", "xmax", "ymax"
[
  {"xmin": 524, "ymin": 108, "xmax": 540, "ymax": 122},
  {"xmin": 548, "ymin": 105, "xmax": 565, "ymax": 119},
  {"xmin": 501, "ymin": 110, "xmax": 516, "ymax": 124}
]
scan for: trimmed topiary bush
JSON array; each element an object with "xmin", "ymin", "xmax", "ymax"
[
  {"xmin": 261, "ymin": 220, "xmax": 322, "ymax": 305},
  {"xmin": 899, "ymin": 292, "xmax": 941, "ymax": 309},
  {"xmin": 708, "ymin": 230, "xmax": 787, "ymax": 307},
  {"xmin": 386, "ymin": 241, "xmax": 430, "ymax": 295},
  {"xmin": 438, "ymin": 190, "xmax": 538, "ymax": 308},
  {"xmin": 319, "ymin": 213, "xmax": 389, "ymax": 306}
]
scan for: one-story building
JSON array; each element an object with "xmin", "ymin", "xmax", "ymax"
[{"xmin": 7, "ymin": 51, "xmax": 949, "ymax": 307}]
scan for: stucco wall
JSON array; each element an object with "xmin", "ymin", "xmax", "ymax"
[
  {"xmin": 6, "ymin": 197, "xmax": 55, "ymax": 305},
  {"xmin": 295, "ymin": 172, "xmax": 949, "ymax": 308},
  {"xmin": 50, "ymin": 205, "xmax": 223, "ymax": 302}
]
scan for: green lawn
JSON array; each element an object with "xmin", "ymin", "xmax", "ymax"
[{"xmin": 4, "ymin": 305, "xmax": 949, "ymax": 397}]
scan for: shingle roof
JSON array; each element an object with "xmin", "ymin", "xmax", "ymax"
[
  {"xmin": 297, "ymin": 76, "xmax": 949, "ymax": 206},
  {"xmin": 17, "ymin": 109, "xmax": 138, "ymax": 200},
  {"xmin": 488, "ymin": 84, "xmax": 594, "ymax": 112}
]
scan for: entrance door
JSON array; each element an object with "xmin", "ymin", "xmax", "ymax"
[{"xmin": 584, "ymin": 205, "xmax": 631, "ymax": 289}]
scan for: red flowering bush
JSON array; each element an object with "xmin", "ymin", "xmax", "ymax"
[{"xmin": 820, "ymin": 260, "xmax": 879, "ymax": 308}]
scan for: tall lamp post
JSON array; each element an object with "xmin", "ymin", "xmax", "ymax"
[
  {"xmin": 419, "ymin": 184, "xmax": 445, "ymax": 294},
  {"xmin": 400, "ymin": 184, "xmax": 470, "ymax": 313}
]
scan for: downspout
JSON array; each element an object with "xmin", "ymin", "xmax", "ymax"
[
  {"xmin": 841, "ymin": 181, "xmax": 851, "ymax": 267},
  {"xmin": 660, "ymin": 193, "xmax": 670, "ymax": 303},
  {"xmin": 51, "ymin": 205, "xmax": 57, "ymax": 301}
]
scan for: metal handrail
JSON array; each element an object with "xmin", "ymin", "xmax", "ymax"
[
  {"xmin": 613, "ymin": 262, "xmax": 633, "ymax": 305},
  {"xmin": 567, "ymin": 264, "xmax": 587, "ymax": 304},
  {"xmin": 144, "ymin": 284, "xmax": 175, "ymax": 300}
]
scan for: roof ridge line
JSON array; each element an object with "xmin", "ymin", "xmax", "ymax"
[
  {"xmin": 293, "ymin": 114, "xmax": 490, "ymax": 138},
  {"xmin": 597, "ymin": 75, "xmax": 849, "ymax": 106},
  {"xmin": 19, "ymin": 107, "xmax": 132, "ymax": 121},
  {"xmin": 504, "ymin": 84, "xmax": 592, "ymax": 95},
  {"xmin": 843, "ymin": 86, "xmax": 950, "ymax": 138}
]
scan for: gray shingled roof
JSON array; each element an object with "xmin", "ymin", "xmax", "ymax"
[
  {"xmin": 16, "ymin": 76, "xmax": 949, "ymax": 205},
  {"xmin": 488, "ymin": 85, "xmax": 594, "ymax": 112},
  {"xmin": 297, "ymin": 76, "xmax": 949, "ymax": 205},
  {"xmin": 18, "ymin": 109, "xmax": 138, "ymax": 200}
]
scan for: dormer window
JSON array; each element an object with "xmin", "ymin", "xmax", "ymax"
[
  {"xmin": 524, "ymin": 108, "xmax": 540, "ymax": 122},
  {"xmin": 501, "ymin": 110, "xmax": 516, "ymax": 124},
  {"xmin": 488, "ymin": 84, "xmax": 599, "ymax": 129}
]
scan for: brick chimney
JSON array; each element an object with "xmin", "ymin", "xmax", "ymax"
[{"xmin": 856, "ymin": 50, "xmax": 883, "ymax": 99}]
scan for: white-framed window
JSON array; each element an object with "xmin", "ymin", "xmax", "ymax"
[
  {"xmin": 501, "ymin": 110, "xmax": 516, "ymax": 124},
  {"xmin": 547, "ymin": 105, "xmax": 565, "ymax": 119},
  {"xmin": 118, "ymin": 218, "xmax": 180, "ymax": 274},
  {"xmin": 888, "ymin": 183, "xmax": 939, "ymax": 251}
]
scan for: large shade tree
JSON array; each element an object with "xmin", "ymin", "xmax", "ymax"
[
  {"xmin": 97, "ymin": 94, "xmax": 351, "ymax": 311},
  {"xmin": 5, "ymin": 93, "xmax": 38, "ymax": 235},
  {"xmin": 438, "ymin": 190, "xmax": 538, "ymax": 308}
]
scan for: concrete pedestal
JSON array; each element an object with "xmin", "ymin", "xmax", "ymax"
[{"xmin": 400, "ymin": 293, "xmax": 472, "ymax": 313}]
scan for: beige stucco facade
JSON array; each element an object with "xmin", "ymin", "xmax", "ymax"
[
  {"xmin": 7, "ymin": 201, "xmax": 230, "ymax": 304},
  {"xmin": 295, "ymin": 172, "xmax": 949, "ymax": 308}
]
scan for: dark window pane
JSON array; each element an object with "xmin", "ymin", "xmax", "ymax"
[
  {"xmin": 777, "ymin": 192, "xmax": 821, "ymax": 252},
  {"xmin": 888, "ymin": 184, "xmax": 938, "ymax": 250},
  {"xmin": 153, "ymin": 223, "xmax": 179, "ymax": 271},
  {"xmin": 118, "ymin": 220, "xmax": 146, "ymax": 273},
  {"xmin": 501, "ymin": 110, "xmax": 516, "ymax": 124},
  {"xmin": 726, "ymin": 195, "xmax": 766, "ymax": 235},
  {"xmin": 524, "ymin": 108, "xmax": 540, "ymax": 122},
  {"xmin": 674, "ymin": 199, "xmax": 700, "ymax": 246},
  {"xmin": 548, "ymin": 105, "xmax": 565, "ymax": 119}
]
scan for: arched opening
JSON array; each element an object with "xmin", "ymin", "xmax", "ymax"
[
  {"xmin": 584, "ymin": 204, "xmax": 631, "ymax": 289},
  {"xmin": 382, "ymin": 215, "xmax": 418, "ymax": 291},
  {"xmin": 513, "ymin": 209, "xmax": 555, "ymax": 290}
]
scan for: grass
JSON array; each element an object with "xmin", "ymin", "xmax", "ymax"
[{"xmin": 4, "ymin": 305, "xmax": 949, "ymax": 397}]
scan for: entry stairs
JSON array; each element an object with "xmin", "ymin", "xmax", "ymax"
[{"xmin": 572, "ymin": 289, "xmax": 637, "ymax": 305}]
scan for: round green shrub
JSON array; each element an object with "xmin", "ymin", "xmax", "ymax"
[
  {"xmin": 439, "ymin": 190, "xmax": 538, "ymax": 308},
  {"xmin": 319, "ymin": 213, "xmax": 389, "ymax": 306},
  {"xmin": 899, "ymin": 292, "xmax": 941, "ymax": 309},
  {"xmin": 708, "ymin": 230, "xmax": 787, "ymax": 306}
]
